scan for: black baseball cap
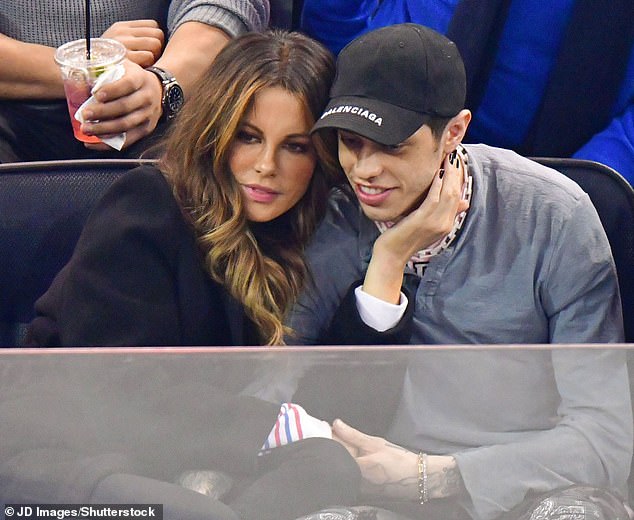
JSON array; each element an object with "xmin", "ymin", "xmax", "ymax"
[{"xmin": 312, "ymin": 23, "xmax": 466, "ymax": 145}]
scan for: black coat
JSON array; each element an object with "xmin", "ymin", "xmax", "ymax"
[{"xmin": 28, "ymin": 166, "xmax": 248, "ymax": 347}]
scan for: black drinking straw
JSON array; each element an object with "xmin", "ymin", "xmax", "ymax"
[{"xmin": 85, "ymin": 0, "xmax": 91, "ymax": 60}]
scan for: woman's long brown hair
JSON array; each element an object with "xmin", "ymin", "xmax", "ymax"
[{"xmin": 160, "ymin": 30, "xmax": 339, "ymax": 345}]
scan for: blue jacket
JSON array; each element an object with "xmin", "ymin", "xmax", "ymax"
[{"xmin": 301, "ymin": 0, "xmax": 634, "ymax": 184}]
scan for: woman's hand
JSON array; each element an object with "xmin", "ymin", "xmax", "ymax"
[{"xmin": 362, "ymin": 151, "xmax": 469, "ymax": 303}]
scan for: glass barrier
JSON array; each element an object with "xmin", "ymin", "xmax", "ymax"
[{"xmin": 1, "ymin": 345, "xmax": 632, "ymax": 520}]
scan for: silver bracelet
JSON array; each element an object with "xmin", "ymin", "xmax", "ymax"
[{"xmin": 418, "ymin": 451, "xmax": 429, "ymax": 504}]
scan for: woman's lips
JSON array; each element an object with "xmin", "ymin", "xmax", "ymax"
[{"xmin": 242, "ymin": 184, "xmax": 280, "ymax": 203}]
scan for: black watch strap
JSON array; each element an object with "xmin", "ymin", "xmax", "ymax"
[
  {"xmin": 146, "ymin": 65, "xmax": 173, "ymax": 83},
  {"xmin": 146, "ymin": 66, "xmax": 184, "ymax": 121}
]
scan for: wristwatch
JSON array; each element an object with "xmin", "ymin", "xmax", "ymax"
[{"xmin": 146, "ymin": 66, "xmax": 185, "ymax": 121}]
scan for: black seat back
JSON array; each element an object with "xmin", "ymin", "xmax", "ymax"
[
  {"xmin": 532, "ymin": 157, "xmax": 634, "ymax": 343},
  {"xmin": 0, "ymin": 159, "xmax": 156, "ymax": 346}
]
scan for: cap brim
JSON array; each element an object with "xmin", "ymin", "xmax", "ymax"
[{"xmin": 311, "ymin": 96, "xmax": 425, "ymax": 146}]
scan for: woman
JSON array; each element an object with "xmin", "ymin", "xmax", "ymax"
[
  {"xmin": 27, "ymin": 30, "xmax": 341, "ymax": 348},
  {"xmin": 13, "ymin": 31, "xmax": 358, "ymax": 520}
]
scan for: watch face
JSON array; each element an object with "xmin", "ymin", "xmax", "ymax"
[{"xmin": 166, "ymin": 83, "xmax": 185, "ymax": 118}]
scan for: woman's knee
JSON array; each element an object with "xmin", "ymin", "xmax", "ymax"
[{"xmin": 292, "ymin": 437, "xmax": 361, "ymax": 489}]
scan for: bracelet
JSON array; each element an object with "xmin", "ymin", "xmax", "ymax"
[{"xmin": 418, "ymin": 451, "xmax": 429, "ymax": 504}]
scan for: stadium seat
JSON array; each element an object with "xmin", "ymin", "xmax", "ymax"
[
  {"xmin": 531, "ymin": 157, "xmax": 634, "ymax": 343},
  {"xmin": 0, "ymin": 159, "xmax": 156, "ymax": 346}
]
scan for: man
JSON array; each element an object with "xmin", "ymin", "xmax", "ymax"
[
  {"xmin": 0, "ymin": 1, "xmax": 269, "ymax": 161},
  {"xmin": 300, "ymin": 0, "xmax": 634, "ymax": 185},
  {"xmin": 288, "ymin": 24, "xmax": 632, "ymax": 520}
]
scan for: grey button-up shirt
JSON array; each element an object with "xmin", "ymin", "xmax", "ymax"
[{"xmin": 288, "ymin": 143, "xmax": 632, "ymax": 519}]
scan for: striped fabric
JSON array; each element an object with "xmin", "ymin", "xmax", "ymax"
[{"xmin": 261, "ymin": 403, "xmax": 332, "ymax": 452}]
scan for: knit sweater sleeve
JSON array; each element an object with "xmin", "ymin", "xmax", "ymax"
[{"xmin": 167, "ymin": 0, "xmax": 269, "ymax": 37}]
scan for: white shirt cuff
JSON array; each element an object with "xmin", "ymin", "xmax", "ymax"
[{"xmin": 354, "ymin": 286, "xmax": 408, "ymax": 332}]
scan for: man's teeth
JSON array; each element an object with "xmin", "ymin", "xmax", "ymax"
[{"xmin": 359, "ymin": 185, "xmax": 386, "ymax": 195}]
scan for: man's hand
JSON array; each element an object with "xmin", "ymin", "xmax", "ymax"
[
  {"xmin": 101, "ymin": 20, "xmax": 164, "ymax": 68},
  {"xmin": 79, "ymin": 60, "xmax": 163, "ymax": 151},
  {"xmin": 81, "ymin": 21, "xmax": 233, "ymax": 152},
  {"xmin": 332, "ymin": 419, "xmax": 419, "ymax": 499},
  {"xmin": 332, "ymin": 419, "xmax": 467, "ymax": 501}
]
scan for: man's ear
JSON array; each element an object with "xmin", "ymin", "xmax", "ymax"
[{"xmin": 442, "ymin": 109, "xmax": 471, "ymax": 153}]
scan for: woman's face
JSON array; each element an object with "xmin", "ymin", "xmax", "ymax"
[{"xmin": 228, "ymin": 87, "xmax": 317, "ymax": 222}]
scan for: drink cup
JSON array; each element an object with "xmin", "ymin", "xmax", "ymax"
[{"xmin": 55, "ymin": 38, "xmax": 126, "ymax": 143}]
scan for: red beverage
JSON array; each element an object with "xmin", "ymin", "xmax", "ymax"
[
  {"xmin": 62, "ymin": 78, "xmax": 100, "ymax": 143},
  {"xmin": 55, "ymin": 38, "xmax": 126, "ymax": 144}
]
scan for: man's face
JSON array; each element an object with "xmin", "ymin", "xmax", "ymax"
[{"xmin": 337, "ymin": 124, "xmax": 445, "ymax": 222}]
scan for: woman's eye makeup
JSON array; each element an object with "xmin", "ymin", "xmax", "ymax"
[
  {"xmin": 235, "ymin": 124, "xmax": 313, "ymax": 154},
  {"xmin": 236, "ymin": 130, "xmax": 259, "ymax": 143},
  {"xmin": 285, "ymin": 141, "xmax": 311, "ymax": 154}
]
